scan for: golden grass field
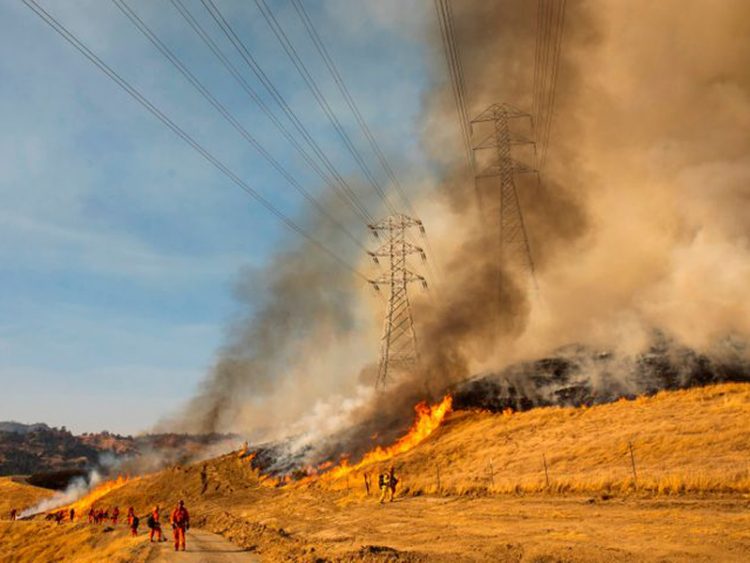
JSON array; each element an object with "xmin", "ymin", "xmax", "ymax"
[
  {"xmin": 2, "ymin": 382, "xmax": 750, "ymax": 561},
  {"xmin": 0, "ymin": 477, "xmax": 52, "ymax": 518},
  {"xmin": 320, "ymin": 382, "xmax": 750, "ymax": 497}
]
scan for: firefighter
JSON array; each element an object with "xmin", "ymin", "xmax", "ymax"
[
  {"xmin": 129, "ymin": 512, "xmax": 140, "ymax": 537},
  {"xmin": 126, "ymin": 506, "xmax": 135, "ymax": 526},
  {"xmin": 147, "ymin": 506, "xmax": 164, "ymax": 542},
  {"xmin": 378, "ymin": 470, "xmax": 389, "ymax": 503},
  {"xmin": 69, "ymin": 508, "xmax": 75, "ymax": 522},
  {"xmin": 388, "ymin": 465, "xmax": 399, "ymax": 501},
  {"xmin": 170, "ymin": 500, "xmax": 190, "ymax": 552},
  {"xmin": 9, "ymin": 508, "xmax": 17, "ymax": 521},
  {"xmin": 378, "ymin": 465, "xmax": 398, "ymax": 503},
  {"xmin": 88, "ymin": 507, "xmax": 95, "ymax": 524},
  {"xmin": 111, "ymin": 506, "xmax": 120, "ymax": 526}
]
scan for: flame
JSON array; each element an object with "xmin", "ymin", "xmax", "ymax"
[
  {"xmin": 325, "ymin": 395, "xmax": 453, "ymax": 480},
  {"xmin": 59, "ymin": 475, "xmax": 132, "ymax": 515}
]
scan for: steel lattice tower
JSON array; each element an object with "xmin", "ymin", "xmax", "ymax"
[
  {"xmin": 471, "ymin": 103, "xmax": 537, "ymax": 284},
  {"xmin": 368, "ymin": 214, "xmax": 428, "ymax": 389}
]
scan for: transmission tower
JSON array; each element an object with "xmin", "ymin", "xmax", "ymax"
[
  {"xmin": 368, "ymin": 214, "xmax": 428, "ymax": 389},
  {"xmin": 471, "ymin": 103, "xmax": 537, "ymax": 284}
]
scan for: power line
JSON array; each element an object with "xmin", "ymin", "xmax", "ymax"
[
  {"xmin": 199, "ymin": 0, "xmax": 375, "ymax": 224},
  {"xmin": 169, "ymin": 0, "xmax": 372, "ymax": 226},
  {"xmin": 532, "ymin": 0, "xmax": 566, "ymax": 171},
  {"xmin": 444, "ymin": 0, "xmax": 472, "ymax": 137},
  {"xmin": 112, "ymin": 0, "xmax": 366, "ymax": 252},
  {"xmin": 290, "ymin": 0, "xmax": 443, "ymax": 287},
  {"xmin": 289, "ymin": 0, "xmax": 415, "ymax": 217},
  {"xmin": 540, "ymin": 1, "xmax": 566, "ymax": 170},
  {"xmin": 434, "ymin": 0, "xmax": 474, "ymax": 176},
  {"xmin": 253, "ymin": 0, "xmax": 399, "ymax": 215},
  {"xmin": 21, "ymin": 0, "xmax": 369, "ymax": 283}
]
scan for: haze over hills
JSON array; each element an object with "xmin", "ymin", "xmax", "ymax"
[
  {"xmin": 0, "ymin": 422, "xmax": 235, "ymax": 479},
  {"xmin": 0, "ymin": 422, "xmax": 52, "ymax": 435}
]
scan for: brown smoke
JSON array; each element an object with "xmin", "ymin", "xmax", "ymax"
[
  {"xmin": 167, "ymin": 1, "xmax": 750, "ymax": 457},
  {"xmin": 412, "ymin": 0, "xmax": 750, "ymax": 385}
]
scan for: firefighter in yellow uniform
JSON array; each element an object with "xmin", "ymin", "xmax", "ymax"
[{"xmin": 378, "ymin": 465, "xmax": 398, "ymax": 503}]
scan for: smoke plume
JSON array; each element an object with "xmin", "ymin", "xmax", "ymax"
[
  {"xmin": 414, "ymin": 0, "xmax": 750, "ymax": 377},
  {"xmin": 168, "ymin": 0, "xmax": 750, "ymax": 466},
  {"xmin": 20, "ymin": 470, "xmax": 103, "ymax": 518}
]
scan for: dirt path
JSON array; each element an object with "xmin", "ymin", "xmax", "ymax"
[{"xmin": 146, "ymin": 528, "xmax": 260, "ymax": 562}]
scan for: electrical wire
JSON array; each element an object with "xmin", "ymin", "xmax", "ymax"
[
  {"xmin": 169, "ymin": 0, "xmax": 372, "ymax": 226},
  {"xmin": 252, "ymin": 0, "xmax": 399, "ymax": 215},
  {"xmin": 112, "ymin": 0, "xmax": 366, "ymax": 251},
  {"xmin": 21, "ymin": 0, "xmax": 370, "ymax": 282},
  {"xmin": 199, "ymin": 0, "xmax": 375, "ymax": 223}
]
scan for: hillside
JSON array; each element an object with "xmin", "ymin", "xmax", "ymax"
[
  {"xmin": 3, "ymin": 383, "xmax": 750, "ymax": 561},
  {"xmin": 0, "ymin": 423, "xmax": 236, "ymax": 478},
  {"xmin": 319, "ymin": 381, "xmax": 750, "ymax": 496},
  {"xmin": 0, "ymin": 477, "xmax": 53, "ymax": 518},
  {"xmin": 0, "ymin": 426, "xmax": 101, "ymax": 476}
]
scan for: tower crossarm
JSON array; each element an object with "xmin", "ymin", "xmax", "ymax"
[
  {"xmin": 368, "ymin": 240, "xmax": 426, "ymax": 263},
  {"xmin": 471, "ymin": 102, "xmax": 531, "ymax": 124},
  {"xmin": 369, "ymin": 270, "xmax": 428, "ymax": 290},
  {"xmin": 368, "ymin": 214, "xmax": 425, "ymax": 235}
]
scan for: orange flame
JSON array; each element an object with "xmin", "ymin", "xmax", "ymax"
[
  {"xmin": 325, "ymin": 394, "xmax": 453, "ymax": 480},
  {"xmin": 59, "ymin": 475, "xmax": 133, "ymax": 515}
]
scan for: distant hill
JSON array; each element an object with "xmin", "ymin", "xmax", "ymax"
[
  {"xmin": 0, "ymin": 421, "xmax": 51, "ymax": 435},
  {"xmin": 0, "ymin": 422, "xmax": 236, "ymax": 479}
]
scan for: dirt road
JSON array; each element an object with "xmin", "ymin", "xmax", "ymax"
[{"xmin": 146, "ymin": 528, "xmax": 260, "ymax": 562}]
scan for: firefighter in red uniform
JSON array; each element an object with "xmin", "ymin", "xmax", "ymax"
[
  {"xmin": 126, "ymin": 506, "xmax": 135, "ymax": 526},
  {"xmin": 111, "ymin": 506, "xmax": 120, "ymax": 526},
  {"xmin": 148, "ymin": 506, "xmax": 164, "ymax": 542},
  {"xmin": 129, "ymin": 512, "xmax": 140, "ymax": 537},
  {"xmin": 170, "ymin": 500, "xmax": 190, "ymax": 552},
  {"xmin": 88, "ymin": 507, "xmax": 95, "ymax": 524}
]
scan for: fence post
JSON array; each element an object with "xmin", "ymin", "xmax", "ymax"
[
  {"xmin": 364, "ymin": 472, "xmax": 371, "ymax": 496},
  {"xmin": 488, "ymin": 458, "xmax": 495, "ymax": 488},
  {"xmin": 628, "ymin": 441, "xmax": 638, "ymax": 491},
  {"xmin": 436, "ymin": 464, "xmax": 441, "ymax": 494},
  {"xmin": 543, "ymin": 453, "xmax": 550, "ymax": 490}
]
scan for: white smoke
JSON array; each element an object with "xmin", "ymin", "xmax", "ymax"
[{"xmin": 20, "ymin": 469, "xmax": 102, "ymax": 518}]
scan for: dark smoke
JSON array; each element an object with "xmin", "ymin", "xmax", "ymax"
[{"xmin": 166, "ymin": 0, "xmax": 750, "ymax": 470}]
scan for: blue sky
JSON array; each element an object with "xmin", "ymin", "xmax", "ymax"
[{"xmin": 0, "ymin": 0, "xmax": 434, "ymax": 434}]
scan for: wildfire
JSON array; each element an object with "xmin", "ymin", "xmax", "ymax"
[
  {"xmin": 325, "ymin": 394, "xmax": 453, "ymax": 480},
  {"xmin": 60, "ymin": 475, "xmax": 132, "ymax": 515}
]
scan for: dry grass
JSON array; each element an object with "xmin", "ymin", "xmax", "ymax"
[
  {"xmin": 0, "ymin": 478, "xmax": 153, "ymax": 562},
  {"xmin": 0, "ymin": 521, "xmax": 152, "ymax": 563},
  {"xmin": 319, "ymin": 382, "xmax": 750, "ymax": 497},
  {"xmin": 5, "ymin": 383, "xmax": 750, "ymax": 561},
  {"xmin": 0, "ymin": 477, "xmax": 53, "ymax": 518}
]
